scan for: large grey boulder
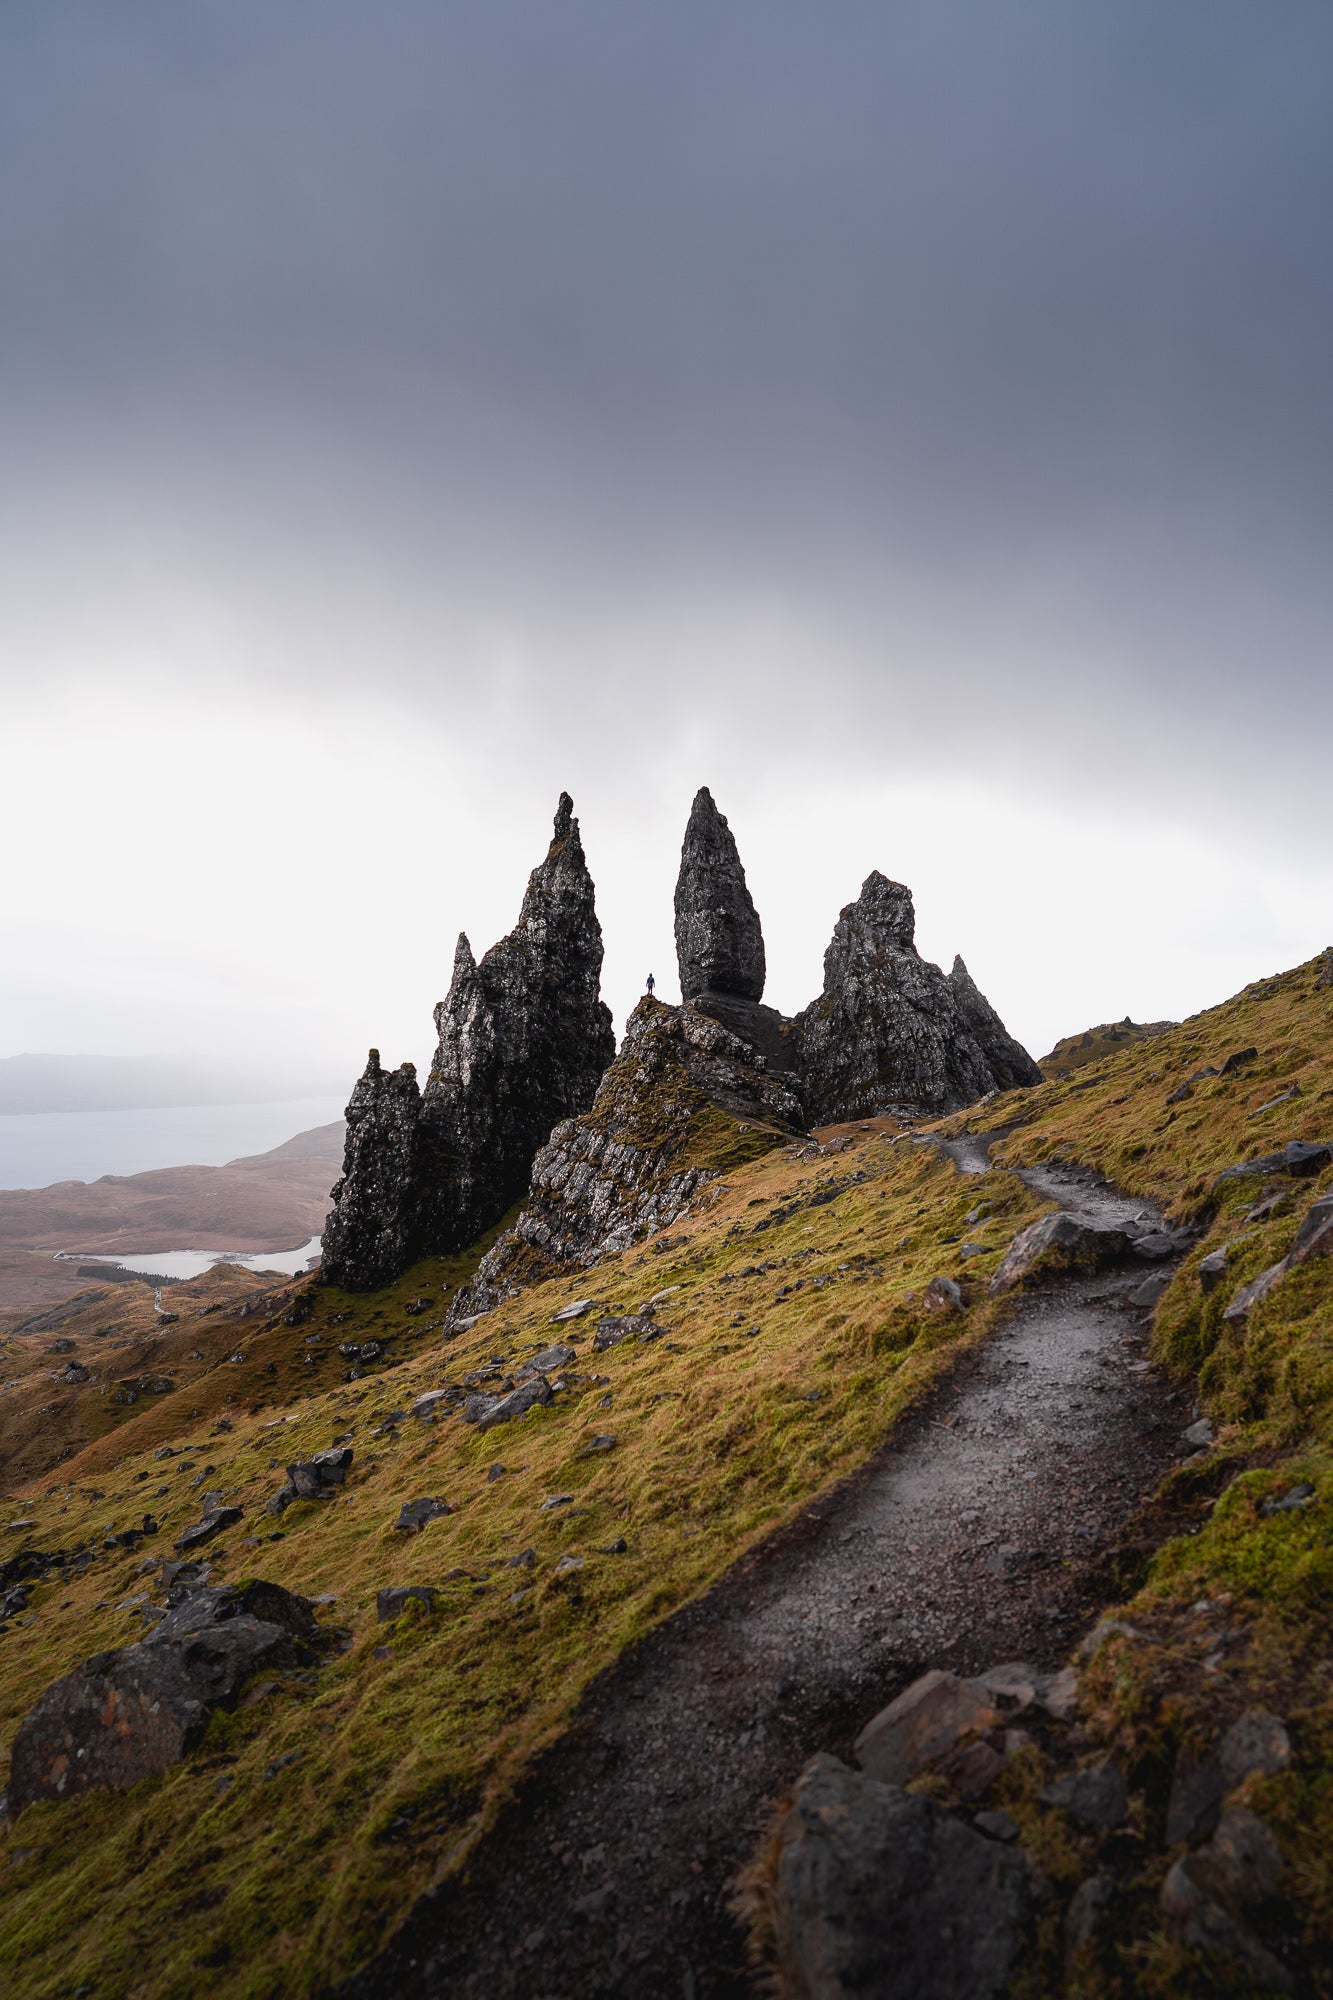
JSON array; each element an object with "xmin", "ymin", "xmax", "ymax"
[
  {"xmin": 6, "ymin": 1579, "xmax": 318, "ymax": 1816},
  {"xmin": 769, "ymin": 1754, "xmax": 1030, "ymax": 1999},
  {"xmin": 794, "ymin": 875, "xmax": 1024, "ymax": 1123},
  {"xmin": 674, "ymin": 786, "xmax": 766, "ymax": 1004},
  {"xmin": 989, "ymin": 1212, "xmax": 1134, "ymax": 1296}
]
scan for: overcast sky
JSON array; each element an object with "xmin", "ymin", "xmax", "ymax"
[{"xmin": 2, "ymin": 1, "xmax": 1330, "ymax": 1093}]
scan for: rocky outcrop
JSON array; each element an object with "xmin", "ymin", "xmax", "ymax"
[
  {"xmin": 452, "ymin": 998, "xmax": 804, "ymax": 1313},
  {"xmin": 794, "ymin": 873, "xmax": 1032, "ymax": 1122},
  {"xmin": 6, "ymin": 1579, "xmax": 320, "ymax": 1816},
  {"xmin": 674, "ymin": 787, "xmax": 766, "ymax": 1004},
  {"xmin": 764, "ymin": 1753, "xmax": 1030, "ymax": 2000},
  {"xmin": 948, "ymin": 957, "xmax": 1043, "ymax": 1091},
  {"xmin": 321, "ymin": 796, "xmax": 615, "ymax": 1291},
  {"xmin": 321, "ymin": 1052, "xmax": 423, "ymax": 1290},
  {"xmin": 415, "ymin": 794, "xmax": 616, "ymax": 1254}
]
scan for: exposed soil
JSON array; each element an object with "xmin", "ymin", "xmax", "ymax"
[{"xmin": 341, "ymin": 1164, "xmax": 1193, "ymax": 2000}]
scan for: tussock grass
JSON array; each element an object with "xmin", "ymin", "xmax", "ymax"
[{"xmin": 0, "ymin": 1123, "xmax": 1042, "ymax": 1998}]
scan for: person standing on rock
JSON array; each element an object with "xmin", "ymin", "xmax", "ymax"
[{"xmin": 646, "ymin": 973, "xmax": 655, "ymax": 995}]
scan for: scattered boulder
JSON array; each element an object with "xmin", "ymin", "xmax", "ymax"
[
  {"xmin": 551, "ymin": 1299, "xmax": 596, "ymax": 1322},
  {"xmin": 57, "ymin": 1361, "xmax": 91, "ymax": 1384},
  {"xmin": 1219, "ymin": 1047, "xmax": 1258, "ymax": 1076},
  {"xmin": 593, "ymin": 1313, "xmax": 660, "ymax": 1350},
  {"xmin": 855, "ymin": 1669, "xmax": 1001, "ymax": 1787},
  {"xmin": 462, "ymin": 1375, "xmax": 552, "ymax": 1430},
  {"xmin": 1221, "ymin": 1189, "xmax": 1333, "ymax": 1321},
  {"xmin": 376, "ymin": 1585, "xmax": 439, "ymax": 1622},
  {"xmin": 1128, "ymin": 1270, "xmax": 1172, "ymax": 1308},
  {"xmin": 173, "ymin": 1506, "xmax": 243, "ymax": 1553},
  {"xmin": 517, "ymin": 1343, "xmax": 575, "ymax": 1379},
  {"xmin": 1214, "ymin": 1140, "xmax": 1333, "ymax": 1185},
  {"xmin": 923, "ymin": 1275, "xmax": 964, "ymax": 1316},
  {"xmin": 269, "ymin": 1446, "xmax": 354, "ymax": 1513},
  {"xmin": 766, "ymin": 1753, "xmax": 1030, "ymax": 2000},
  {"xmin": 1161, "ymin": 1819, "xmax": 1291, "ymax": 1991},
  {"xmin": 395, "ymin": 1497, "xmax": 452, "ymax": 1533},
  {"xmin": 988, "ymin": 1213, "xmax": 1133, "ymax": 1296},
  {"xmin": 1039, "ymin": 1762, "xmax": 1127, "ymax": 1831}
]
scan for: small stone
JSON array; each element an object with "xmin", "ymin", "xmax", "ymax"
[
  {"xmin": 551, "ymin": 1299, "xmax": 596, "ymax": 1322},
  {"xmin": 988, "ymin": 1212, "xmax": 1133, "ymax": 1296},
  {"xmin": 602, "ymin": 1537, "xmax": 629, "ymax": 1554},
  {"xmin": 1065, "ymin": 1870, "xmax": 1115, "ymax": 1958},
  {"xmin": 1040, "ymin": 1762, "xmax": 1127, "ymax": 1831},
  {"xmin": 395, "ymin": 1497, "xmax": 452, "ymax": 1534},
  {"xmin": 518, "ymin": 1343, "xmax": 576, "ymax": 1379},
  {"xmin": 540, "ymin": 1493, "xmax": 574, "ymax": 1511},
  {"xmin": 1218, "ymin": 1710, "xmax": 1290, "ymax": 1789},
  {"xmin": 375, "ymin": 1585, "xmax": 439, "ymax": 1622},
  {"xmin": 553, "ymin": 1554, "xmax": 585, "ymax": 1574},
  {"xmin": 1182, "ymin": 1417, "xmax": 1215, "ymax": 1451},
  {"xmin": 923, "ymin": 1275, "xmax": 964, "ymax": 1316},
  {"xmin": 580, "ymin": 1434, "xmax": 617, "ymax": 1454},
  {"xmin": 1128, "ymin": 1271, "xmax": 1171, "ymax": 1308},
  {"xmin": 173, "ymin": 1507, "xmax": 243, "ymax": 1554},
  {"xmin": 1131, "ymin": 1231, "xmax": 1177, "ymax": 1260},
  {"xmin": 1161, "ymin": 1853, "xmax": 1291, "ymax": 1990},
  {"xmin": 973, "ymin": 1809, "xmax": 1019, "ymax": 1842}
]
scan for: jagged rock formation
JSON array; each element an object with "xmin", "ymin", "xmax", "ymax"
[
  {"xmin": 948, "ymin": 957, "xmax": 1044, "ymax": 1091},
  {"xmin": 416, "ymin": 794, "xmax": 615, "ymax": 1252},
  {"xmin": 320, "ymin": 1053, "xmax": 422, "ymax": 1291},
  {"xmin": 321, "ymin": 796, "xmax": 615, "ymax": 1291},
  {"xmin": 794, "ymin": 873, "xmax": 1037, "ymax": 1122},
  {"xmin": 674, "ymin": 787, "xmax": 766, "ymax": 1004},
  {"xmin": 452, "ymin": 998, "xmax": 804, "ymax": 1315}
]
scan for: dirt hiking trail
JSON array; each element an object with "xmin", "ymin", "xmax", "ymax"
[{"xmin": 341, "ymin": 1162, "xmax": 1192, "ymax": 2000}]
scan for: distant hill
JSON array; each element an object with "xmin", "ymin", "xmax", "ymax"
[
  {"xmin": 0, "ymin": 1119, "xmax": 344, "ymax": 1320},
  {"xmin": 0, "ymin": 1053, "xmax": 345, "ymax": 1115},
  {"xmin": 1038, "ymin": 1014, "xmax": 1176, "ymax": 1077}
]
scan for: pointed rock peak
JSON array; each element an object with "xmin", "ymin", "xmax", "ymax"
[
  {"xmin": 520, "ymin": 793, "xmax": 597, "ymax": 927},
  {"xmin": 857, "ymin": 873, "xmax": 917, "ymax": 950},
  {"xmin": 946, "ymin": 955, "xmax": 1043, "ymax": 1091},
  {"xmin": 674, "ymin": 788, "xmax": 766, "ymax": 1003},
  {"xmin": 364, "ymin": 1048, "xmax": 382, "ymax": 1074},
  {"xmin": 452, "ymin": 932, "xmax": 477, "ymax": 983}
]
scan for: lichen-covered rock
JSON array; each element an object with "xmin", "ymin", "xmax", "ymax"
[
  {"xmin": 454, "ymin": 998, "xmax": 804, "ymax": 1313},
  {"xmin": 947, "ymin": 957, "xmax": 1042, "ymax": 1091},
  {"xmin": 321, "ymin": 1050, "xmax": 423, "ymax": 1291},
  {"xmin": 415, "ymin": 794, "xmax": 616, "ymax": 1254},
  {"xmin": 794, "ymin": 873, "xmax": 1015, "ymax": 1122},
  {"xmin": 674, "ymin": 787, "xmax": 766, "ymax": 1003}
]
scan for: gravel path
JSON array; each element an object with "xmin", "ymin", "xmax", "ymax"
[{"xmin": 341, "ymin": 1164, "xmax": 1189, "ymax": 2000}]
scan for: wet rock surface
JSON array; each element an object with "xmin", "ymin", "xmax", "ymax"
[
  {"xmin": 339, "ymin": 1165, "xmax": 1189, "ymax": 2000},
  {"xmin": 674, "ymin": 786, "xmax": 766, "ymax": 1004},
  {"xmin": 795, "ymin": 874, "xmax": 1036, "ymax": 1123}
]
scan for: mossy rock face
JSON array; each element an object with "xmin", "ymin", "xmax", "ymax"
[{"xmin": 456, "ymin": 999, "xmax": 805, "ymax": 1306}]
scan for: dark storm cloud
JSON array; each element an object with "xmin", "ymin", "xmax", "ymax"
[{"xmin": 2, "ymin": 0, "xmax": 1331, "ymax": 780}]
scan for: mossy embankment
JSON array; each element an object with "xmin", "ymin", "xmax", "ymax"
[
  {"xmin": 937, "ymin": 950, "xmax": 1333, "ymax": 1994},
  {"xmin": 0, "ymin": 1116, "xmax": 1043, "ymax": 1999}
]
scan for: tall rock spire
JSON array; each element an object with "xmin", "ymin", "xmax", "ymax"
[
  {"xmin": 319, "ymin": 794, "xmax": 615, "ymax": 1291},
  {"xmin": 415, "ymin": 793, "xmax": 616, "ymax": 1253},
  {"xmin": 947, "ymin": 956, "xmax": 1042, "ymax": 1091},
  {"xmin": 320, "ymin": 1051, "xmax": 422, "ymax": 1291},
  {"xmin": 795, "ymin": 872, "xmax": 1003, "ymax": 1121},
  {"xmin": 673, "ymin": 787, "xmax": 766, "ymax": 1004}
]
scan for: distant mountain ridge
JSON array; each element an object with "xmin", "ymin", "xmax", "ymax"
[{"xmin": 0, "ymin": 1053, "xmax": 345, "ymax": 1115}]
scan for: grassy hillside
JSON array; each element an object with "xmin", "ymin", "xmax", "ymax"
[
  {"xmin": 1, "ymin": 952, "xmax": 1330, "ymax": 1997},
  {"xmin": 943, "ymin": 953, "xmax": 1333, "ymax": 1994},
  {"xmin": 0, "ymin": 1120, "xmax": 1045, "ymax": 1998}
]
